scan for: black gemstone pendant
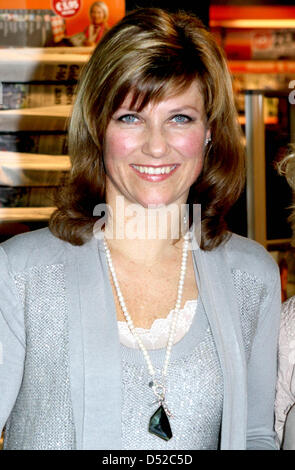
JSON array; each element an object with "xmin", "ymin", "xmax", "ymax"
[{"xmin": 148, "ymin": 405, "xmax": 173, "ymax": 441}]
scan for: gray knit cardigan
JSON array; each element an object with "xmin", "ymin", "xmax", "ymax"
[{"xmin": 0, "ymin": 228, "xmax": 281, "ymax": 450}]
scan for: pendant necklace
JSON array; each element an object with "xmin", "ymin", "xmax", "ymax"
[{"xmin": 103, "ymin": 232, "xmax": 190, "ymax": 441}]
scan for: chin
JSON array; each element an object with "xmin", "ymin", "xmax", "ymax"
[
  {"xmin": 138, "ymin": 197, "xmax": 178, "ymax": 209},
  {"xmin": 138, "ymin": 190, "xmax": 189, "ymax": 208}
]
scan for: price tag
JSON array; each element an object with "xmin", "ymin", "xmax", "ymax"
[{"xmin": 52, "ymin": 0, "xmax": 81, "ymax": 18}]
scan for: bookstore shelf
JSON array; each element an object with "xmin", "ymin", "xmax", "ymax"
[
  {"xmin": 0, "ymin": 206, "xmax": 55, "ymax": 222},
  {"xmin": 0, "ymin": 151, "xmax": 70, "ymax": 187},
  {"xmin": 0, "ymin": 47, "xmax": 79, "ymax": 228},
  {"xmin": 210, "ymin": 19, "xmax": 295, "ymax": 29},
  {"xmin": 228, "ymin": 60, "xmax": 295, "ymax": 74},
  {"xmin": 0, "ymin": 26, "xmax": 294, "ymax": 237},
  {"xmin": 0, "ymin": 48, "xmax": 90, "ymax": 82},
  {"xmin": 0, "ymin": 152, "xmax": 70, "ymax": 172},
  {"xmin": 210, "ymin": 5, "xmax": 295, "ymax": 300},
  {"xmin": 0, "ymin": 105, "xmax": 71, "ymax": 132}
]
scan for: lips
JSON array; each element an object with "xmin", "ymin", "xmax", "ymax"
[
  {"xmin": 129, "ymin": 164, "xmax": 179, "ymax": 182},
  {"xmin": 131, "ymin": 164, "xmax": 177, "ymax": 175}
]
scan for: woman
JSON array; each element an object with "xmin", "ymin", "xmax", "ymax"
[
  {"xmin": 83, "ymin": 1, "xmax": 109, "ymax": 47},
  {"xmin": 0, "ymin": 8, "xmax": 280, "ymax": 450},
  {"xmin": 275, "ymin": 151, "xmax": 295, "ymax": 449}
]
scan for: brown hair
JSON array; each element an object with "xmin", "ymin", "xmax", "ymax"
[
  {"xmin": 49, "ymin": 7, "xmax": 245, "ymax": 250},
  {"xmin": 277, "ymin": 145, "xmax": 295, "ymax": 246}
]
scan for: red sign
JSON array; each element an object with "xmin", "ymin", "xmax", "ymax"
[
  {"xmin": 52, "ymin": 0, "xmax": 81, "ymax": 18},
  {"xmin": 253, "ymin": 32, "xmax": 273, "ymax": 50}
]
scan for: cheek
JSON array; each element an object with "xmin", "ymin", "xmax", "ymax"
[
  {"xmin": 174, "ymin": 132, "xmax": 205, "ymax": 182},
  {"xmin": 104, "ymin": 130, "xmax": 136, "ymax": 164},
  {"xmin": 174, "ymin": 131, "xmax": 205, "ymax": 161}
]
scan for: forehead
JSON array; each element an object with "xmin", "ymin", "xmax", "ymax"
[
  {"xmin": 120, "ymin": 81, "xmax": 205, "ymax": 112},
  {"xmin": 92, "ymin": 5, "xmax": 103, "ymax": 12}
]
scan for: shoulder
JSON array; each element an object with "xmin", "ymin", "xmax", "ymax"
[
  {"xmin": 0, "ymin": 228, "xmax": 69, "ymax": 274},
  {"xmin": 224, "ymin": 232, "xmax": 279, "ymax": 285}
]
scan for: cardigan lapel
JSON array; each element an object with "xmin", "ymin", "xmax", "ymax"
[
  {"xmin": 65, "ymin": 236, "xmax": 122, "ymax": 450},
  {"xmin": 64, "ymin": 241, "xmax": 85, "ymax": 449},
  {"xmin": 65, "ymin": 231, "xmax": 247, "ymax": 449},
  {"xmin": 192, "ymin": 238, "xmax": 247, "ymax": 450}
]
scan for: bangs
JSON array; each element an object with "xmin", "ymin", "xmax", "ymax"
[
  {"xmin": 130, "ymin": 75, "xmax": 199, "ymax": 111},
  {"xmin": 109, "ymin": 56, "xmax": 206, "ymax": 116}
]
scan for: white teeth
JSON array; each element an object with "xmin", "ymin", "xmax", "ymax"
[{"xmin": 132, "ymin": 165, "xmax": 176, "ymax": 175}]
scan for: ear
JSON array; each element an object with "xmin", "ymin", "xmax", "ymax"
[{"xmin": 205, "ymin": 129, "xmax": 211, "ymax": 146}]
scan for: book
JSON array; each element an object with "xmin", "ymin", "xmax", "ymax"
[
  {"xmin": 0, "ymin": 185, "xmax": 59, "ymax": 207},
  {"xmin": 0, "ymin": 151, "xmax": 70, "ymax": 186},
  {"xmin": 0, "ymin": 83, "xmax": 77, "ymax": 110},
  {"xmin": 0, "ymin": 132, "xmax": 68, "ymax": 154}
]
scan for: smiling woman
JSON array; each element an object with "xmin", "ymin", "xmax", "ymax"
[
  {"xmin": 104, "ymin": 82, "xmax": 209, "ymax": 209},
  {"xmin": 49, "ymin": 8, "xmax": 244, "ymax": 250},
  {"xmin": 0, "ymin": 8, "xmax": 281, "ymax": 451}
]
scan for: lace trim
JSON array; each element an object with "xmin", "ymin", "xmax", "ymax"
[
  {"xmin": 118, "ymin": 298, "xmax": 198, "ymax": 350},
  {"xmin": 282, "ymin": 296, "xmax": 295, "ymax": 340}
]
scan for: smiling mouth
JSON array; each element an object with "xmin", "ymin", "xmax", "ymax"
[{"xmin": 130, "ymin": 164, "xmax": 178, "ymax": 175}]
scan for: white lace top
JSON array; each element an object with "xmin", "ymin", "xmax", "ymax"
[
  {"xmin": 275, "ymin": 296, "xmax": 295, "ymax": 444},
  {"xmin": 119, "ymin": 296, "xmax": 224, "ymax": 450},
  {"xmin": 117, "ymin": 299, "xmax": 198, "ymax": 349}
]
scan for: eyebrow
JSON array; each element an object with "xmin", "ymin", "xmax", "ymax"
[
  {"xmin": 115, "ymin": 105, "xmax": 201, "ymax": 114},
  {"xmin": 168, "ymin": 106, "xmax": 201, "ymax": 114}
]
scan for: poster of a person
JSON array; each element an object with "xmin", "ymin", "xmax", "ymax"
[{"xmin": 83, "ymin": 1, "xmax": 109, "ymax": 46}]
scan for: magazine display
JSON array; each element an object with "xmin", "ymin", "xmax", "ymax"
[
  {"xmin": 0, "ymin": 0, "xmax": 125, "ymax": 47},
  {"xmin": 0, "ymin": 1, "xmax": 125, "ymax": 234}
]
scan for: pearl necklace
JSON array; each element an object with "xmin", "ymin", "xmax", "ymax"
[{"xmin": 103, "ymin": 232, "xmax": 190, "ymax": 441}]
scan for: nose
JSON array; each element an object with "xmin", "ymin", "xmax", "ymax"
[{"xmin": 142, "ymin": 125, "xmax": 170, "ymax": 158}]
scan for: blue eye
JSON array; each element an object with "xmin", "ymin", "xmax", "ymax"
[
  {"xmin": 172, "ymin": 114, "xmax": 192, "ymax": 123},
  {"xmin": 118, "ymin": 114, "xmax": 139, "ymax": 123}
]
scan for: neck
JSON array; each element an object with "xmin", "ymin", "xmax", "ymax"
[{"xmin": 103, "ymin": 196, "xmax": 188, "ymax": 265}]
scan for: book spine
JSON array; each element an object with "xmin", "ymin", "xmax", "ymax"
[
  {"xmin": 0, "ymin": 61, "xmax": 83, "ymax": 82},
  {"xmin": 0, "ymin": 133, "xmax": 68, "ymax": 155},
  {"xmin": 0, "ymin": 186, "xmax": 58, "ymax": 207},
  {"xmin": 0, "ymin": 83, "xmax": 77, "ymax": 110},
  {"xmin": 0, "ymin": 167, "xmax": 69, "ymax": 187},
  {"xmin": 0, "ymin": 9, "xmax": 55, "ymax": 47}
]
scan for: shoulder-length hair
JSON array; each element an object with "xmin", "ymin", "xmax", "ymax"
[
  {"xmin": 277, "ymin": 145, "xmax": 295, "ymax": 246},
  {"xmin": 49, "ymin": 7, "xmax": 245, "ymax": 250}
]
